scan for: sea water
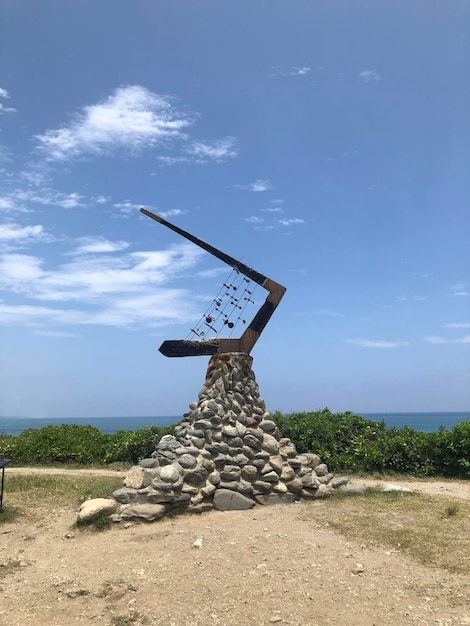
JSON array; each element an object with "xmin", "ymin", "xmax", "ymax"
[{"xmin": 0, "ymin": 412, "xmax": 469, "ymax": 436}]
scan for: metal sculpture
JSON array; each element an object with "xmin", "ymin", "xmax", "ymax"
[{"xmin": 140, "ymin": 208, "xmax": 286, "ymax": 357}]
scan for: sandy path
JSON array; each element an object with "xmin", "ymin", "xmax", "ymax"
[{"xmin": 1, "ymin": 468, "xmax": 469, "ymax": 625}]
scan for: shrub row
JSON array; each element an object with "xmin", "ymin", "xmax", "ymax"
[
  {"xmin": 273, "ymin": 408, "xmax": 470, "ymax": 478},
  {"xmin": 0, "ymin": 423, "xmax": 174, "ymax": 466},
  {"xmin": 1, "ymin": 411, "xmax": 469, "ymax": 478}
]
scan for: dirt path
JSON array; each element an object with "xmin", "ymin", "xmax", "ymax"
[{"xmin": 1, "ymin": 470, "xmax": 469, "ymax": 626}]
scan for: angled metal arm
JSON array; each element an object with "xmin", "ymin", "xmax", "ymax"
[{"xmin": 140, "ymin": 208, "xmax": 286, "ymax": 356}]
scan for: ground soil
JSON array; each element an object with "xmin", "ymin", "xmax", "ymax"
[{"xmin": 1, "ymin": 470, "xmax": 469, "ymax": 626}]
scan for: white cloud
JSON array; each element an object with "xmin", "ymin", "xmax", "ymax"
[
  {"xmin": 425, "ymin": 335, "xmax": 470, "ymax": 345},
  {"xmin": 158, "ymin": 208, "xmax": 186, "ymax": 219},
  {"xmin": 262, "ymin": 207, "xmax": 283, "ymax": 213},
  {"xmin": 0, "ymin": 241, "xmax": 203, "ymax": 304},
  {"xmin": 4, "ymin": 187, "xmax": 85, "ymax": 211},
  {"xmin": 114, "ymin": 201, "xmax": 142, "ymax": 216},
  {"xmin": 269, "ymin": 66, "xmax": 311, "ymax": 78},
  {"xmin": 35, "ymin": 85, "xmax": 192, "ymax": 161},
  {"xmin": 187, "ymin": 136, "xmax": 238, "ymax": 162},
  {"xmin": 346, "ymin": 339, "xmax": 409, "ymax": 348},
  {"xmin": 70, "ymin": 237, "xmax": 130, "ymax": 255},
  {"xmin": 0, "ymin": 88, "xmax": 16, "ymax": 114},
  {"xmin": 236, "ymin": 178, "xmax": 272, "ymax": 192},
  {"xmin": 94, "ymin": 196, "xmax": 110, "ymax": 204},
  {"xmin": 359, "ymin": 70, "xmax": 381, "ymax": 83},
  {"xmin": 277, "ymin": 218, "xmax": 306, "ymax": 226},
  {"xmin": 0, "ymin": 222, "xmax": 52, "ymax": 246},
  {"xmin": 245, "ymin": 216, "xmax": 264, "ymax": 224},
  {"xmin": 398, "ymin": 295, "xmax": 427, "ymax": 302},
  {"xmin": 0, "ymin": 240, "xmax": 206, "ymax": 329},
  {"xmin": 453, "ymin": 291, "xmax": 469, "ymax": 297},
  {"xmin": 290, "ymin": 66, "xmax": 311, "ymax": 76},
  {"xmin": 444, "ymin": 322, "xmax": 470, "ymax": 328}
]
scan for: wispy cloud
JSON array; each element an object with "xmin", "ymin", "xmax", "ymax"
[
  {"xmin": 0, "ymin": 222, "xmax": 52, "ymax": 247},
  {"xmin": 444, "ymin": 322, "xmax": 470, "ymax": 329},
  {"xmin": 35, "ymin": 85, "xmax": 192, "ymax": 162},
  {"xmin": 236, "ymin": 178, "xmax": 272, "ymax": 192},
  {"xmin": 245, "ymin": 211, "xmax": 305, "ymax": 231},
  {"xmin": 425, "ymin": 335, "xmax": 470, "ymax": 345},
  {"xmin": 0, "ymin": 240, "xmax": 206, "ymax": 329},
  {"xmin": 69, "ymin": 236, "xmax": 130, "ymax": 256},
  {"xmin": 358, "ymin": 70, "xmax": 381, "ymax": 83},
  {"xmin": 346, "ymin": 339, "xmax": 409, "ymax": 348},
  {"xmin": 1, "ymin": 187, "xmax": 85, "ymax": 212},
  {"xmin": 290, "ymin": 66, "xmax": 311, "ymax": 76},
  {"xmin": 397, "ymin": 295, "xmax": 427, "ymax": 302},
  {"xmin": 269, "ymin": 66, "xmax": 312, "ymax": 78},
  {"xmin": 453, "ymin": 291, "xmax": 469, "ymax": 297},
  {"xmin": 0, "ymin": 88, "xmax": 16, "ymax": 114},
  {"xmin": 277, "ymin": 218, "xmax": 306, "ymax": 227},
  {"xmin": 187, "ymin": 136, "xmax": 238, "ymax": 162}
]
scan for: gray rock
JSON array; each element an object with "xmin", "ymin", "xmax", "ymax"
[
  {"xmin": 184, "ymin": 466, "xmax": 209, "ymax": 486},
  {"xmin": 314, "ymin": 484, "xmax": 334, "ymax": 498},
  {"xmin": 314, "ymin": 463, "xmax": 329, "ymax": 477},
  {"xmin": 138, "ymin": 458, "xmax": 159, "ymax": 469},
  {"xmin": 213, "ymin": 489, "xmax": 256, "ymax": 511},
  {"xmin": 259, "ymin": 419, "xmax": 277, "ymax": 434},
  {"xmin": 178, "ymin": 454, "xmax": 198, "ymax": 469},
  {"xmin": 253, "ymin": 480, "xmax": 272, "ymax": 493},
  {"xmin": 160, "ymin": 463, "xmax": 183, "ymax": 483},
  {"xmin": 331, "ymin": 476, "xmax": 349, "ymax": 488},
  {"xmin": 118, "ymin": 503, "xmax": 168, "ymax": 522},
  {"xmin": 112, "ymin": 488, "xmax": 140, "ymax": 504},
  {"xmin": 337, "ymin": 484, "xmax": 366, "ymax": 495},
  {"xmin": 286, "ymin": 478, "xmax": 303, "ymax": 494},
  {"xmin": 262, "ymin": 434, "xmax": 279, "ymax": 455},
  {"xmin": 264, "ymin": 492, "xmax": 298, "ymax": 504}
]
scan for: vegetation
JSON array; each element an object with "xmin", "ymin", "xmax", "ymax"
[
  {"xmin": 274, "ymin": 408, "xmax": 470, "ymax": 478},
  {"xmin": 0, "ymin": 409, "xmax": 469, "ymax": 478},
  {"xmin": 0, "ymin": 423, "xmax": 174, "ymax": 466},
  {"xmin": 302, "ymin": 488, "xmax": 470, "ymax": 573}
]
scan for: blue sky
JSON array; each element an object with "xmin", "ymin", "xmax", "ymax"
[{"xmin": 0, "ymin": 0, "xmax": 469, "ymax": 418}]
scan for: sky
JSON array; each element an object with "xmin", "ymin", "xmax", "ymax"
[{"xmin": 0, "ymin": 0, "xmax": 469, "ymax": 419}]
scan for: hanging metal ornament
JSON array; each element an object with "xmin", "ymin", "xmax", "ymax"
[{"xmin": 141, "ymin": 208, "xmax": 286, "ymax": 357}]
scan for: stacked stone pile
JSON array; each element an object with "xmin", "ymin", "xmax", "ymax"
[{"xmin": 107, "ymin": 353, "xmax": 348, "ymax": 523}]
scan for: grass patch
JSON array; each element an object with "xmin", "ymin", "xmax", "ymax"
[
  {"xmin": 0, "ymin": 505, "xmax": 21, "ymax": 525},
  {"xmin": 110, "ymin": 612, "xmax": 141, "ymax": 626},
  {"xmin": 303, "ymin": 487, "xmax": 470, "ymax": 573},
  {"xmin": 4, "ymin": 474, "xmax": 123, "ymax": 508},
  {"xmin": 0, "ymin": 559, "xmax": 22, "ymax": 580}
]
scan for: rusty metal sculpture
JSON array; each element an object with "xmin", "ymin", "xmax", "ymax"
[{"xmin": 140, "ymin": 208, "xmax": 286, "ymax": 357}]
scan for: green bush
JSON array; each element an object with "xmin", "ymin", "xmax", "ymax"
[
  {"xmin": 0, "ymin": 423, "xmax": 175, "ymax": 466},
  {"xmin": 274, "ymin": 409, "xmax": 470, "ymax": 478},
  {"xmin": 103, "ymin": 425, "xmax": 175, "ymax": 464}
]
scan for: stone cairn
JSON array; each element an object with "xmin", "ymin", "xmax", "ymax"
[{"xmin": 94, "ymin": 352, "xmax": 350, "ymax": 524}]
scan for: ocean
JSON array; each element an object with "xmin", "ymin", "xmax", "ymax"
[{"xmin": 0, "ymin": 412, "xmax": 469, "ymax": 436}]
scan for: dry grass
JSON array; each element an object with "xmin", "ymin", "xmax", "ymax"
[
  {"xmin": 304, "ymin": 488, "xmax": 470, "ymax": 574},
  {"xmin": 0, "ymin": 474, "xmax": 123, "ymax": 522}
]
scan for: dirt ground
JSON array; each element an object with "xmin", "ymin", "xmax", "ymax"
[{"xmin": 1, "ymin": 471, "xmax": 469, "ymax": 626}]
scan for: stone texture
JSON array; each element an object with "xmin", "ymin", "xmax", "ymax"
[
  {"xmin": 99, "ymin": 352, "xmax": 346, "ymax": 523},
  {"xmin": 213, "ymin": 489, "xmax": 256, "ymax": 511}
]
